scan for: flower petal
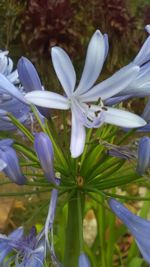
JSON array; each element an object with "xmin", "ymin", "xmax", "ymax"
[
  {"xmin": 134, "ymin": 35, "xmax": 150, "ymax": 65},
  {"xmin": 104, "ymin": 107, "xmax": 146, "ymax": 128},
  {"xmin": 51, "ymin": 47, "xmax": 76, "ymax": 97},
  {"xmin": 109, "ymin": 198, "xmax": 150, "ymax": 264},
  {"xmin": 17, "ymin": 57, "xmax": 42, "ymax": 92},
  {"xmin": 80, "ymin": 64, "xmax": 140, "ymax": 102},
  {"xmin": 0, "ymin": 159, "xmax": 6, "ymax": 171},
  {"xmin": 75, "ymin": 30, "xmax": 106, "ymax": 94},
  {"xmin": 0, "ymin": 73, "xmax": 27, "ymax": 104},
  {"xmin": 25, "ymin": 91, "xmax": 70, "ymax": 110},
  {"xmin": 70, "ymin": 110, "xmax": 86, "ymax": 158},
  {"xmin": 34, "ymin": 132, "xmax": 55, "ymax": 183},
  {"xmin": 0, "ymin": 147, "xmax": 26, "ymax": 185}
]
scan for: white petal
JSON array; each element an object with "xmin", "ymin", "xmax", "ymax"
[
  {"xmin": 25, "ymin": 91, "xmax": 70, "ymax": 110},
  {"xmin": 70, "ymin": 111, "xmax": 86, "ymax": 158},
  {"xmin": 104, "ymin": 107, "xmax": 146, "ymax": 128},
  {"xmin": 145, "ymin": 25, "xmax": 150, "ymax": 34},
  {"xmin": 0, "ymin": 73, "xmax": 27, "ymax": 104},
  {"xmin": 75, "ymin": 30, "xmax": 105, "ymax": 95},
  {"xmin": 134, "ymin": 35, "xmax": 150, "ymax": 65},
  {"xmin": 80, "ymin": 63, "xmax": 140, "ymax": 102},
  {"xmin": 0, "ymin": 159, "xmax": 6, "ymax": 171},
  {"xmin": 51, "ymin": 47, "xmax": 76, "ymax": 97},
  {"xmin": 7, "ymin": 70, "xmax": 18, "ymax": 83}
]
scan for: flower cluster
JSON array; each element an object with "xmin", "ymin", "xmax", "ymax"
[{"xmin": 0, "ymin": 24, "xmax": 150, "ymax": 266}]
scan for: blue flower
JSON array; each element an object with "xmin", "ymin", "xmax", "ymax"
[
  {"xmin": 0, "ymin": 50, "xmax": 18, "ymax": 84},
  {"xmin": 34, "ymin": 132, "xmax": 55, "ymax": 183},
  {"xmin": 25, "ymin": 30, "xmax": 145, "ymax": 158},
  {"xmin": 0, "ymin": 139, "xmax": 26, "ymax": 184},
  {"xmin": 106, "ymin": 25, "xmax": 150, "ymax": 104},
  {"xmin": 17, "ymin": 57, "xmax": 50, "ymax": 118},
  {"xmin": 0, "ymin": 226, "xmax": 45, "ymax": 266},
  {"xmin": 109, "ymin": 198, "xmax": 150, "ymax": 264}
]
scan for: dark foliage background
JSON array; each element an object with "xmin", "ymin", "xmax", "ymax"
[{"xmin": 0, "ymin": 0, "xmax": 149, "ymax": 90}]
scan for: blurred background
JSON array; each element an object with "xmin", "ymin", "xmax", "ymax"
[{"xmin": 1, "ymin": 0, "xmax": 150, "ymax": 90}]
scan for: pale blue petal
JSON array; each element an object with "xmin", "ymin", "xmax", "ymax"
[
  {"xmin": 17, "ymin": 57, "xmax": 42, "ymax": 92},
  {"xmin": 70, "ymin": 110, "xmax": 86, "ymax": 158},
  {"xmin": 34, "ymin": 132, "xmax": 55, "ymax": 183},
  {"xmin": 104, "ymin": 107, "xmax": 146, "ymax": 128},
  {"xmin": 134, "ymin": 35, "xmax": 150, "ymax": 65},
  {"xmin": 78, "ymin": 253, "xmax": 91, "ymax": 267},
  {"xmin": 25, "ymin": 91, "xmax": 70, "ymax": 110},
  {"xmin": 0, "ymin": 73, "xmax": 27, "ymax": 104},
  {"xmin": 51, "ymin": 47, "xmax": 76, "ymax": 97},
  {"xmin": 80, "ymin": 64, "xmax": 140, "ymax": 102},
  {"xmin": 109, "ymin": 198, "xmax": 150, "ymax": 264},
  {"xmin": 7, "ymin": 70, "xmax": 19, "ymax": 83},
  {"xmin": 76, "ymin": 30, "xmax": 105, "ymax": 94},
  {"xmin": 145, "ymin": 25, "xmax": 150, "ymax": 34},
  {"xmin": 0, "ymin": 147, "xmax": 26, "ymax": 185},
  {"xmin": 0, "ymin": 159, "xmax": 6, "ymax": 171}
]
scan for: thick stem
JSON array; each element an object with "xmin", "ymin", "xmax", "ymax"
[
  {"xmin": 64, "ymin": 190, "xmax": 84, "ymax": 267},
  {"xmin": 97, "ymin": 194, "xmax": 107, "ymax": 267}
]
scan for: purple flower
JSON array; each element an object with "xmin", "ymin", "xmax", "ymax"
[
  {"xmin": 0, "ymin": 50, "xmax": 18, "ymax": 84},
  {"xmin": 136, "ymin": 136, "xmax": 150, "ymax": 175},
  {"xmin": 109, "ymin": 198, "xmax": 150, "ymax": 264},
  {"xmin": 17, "ymin": 56, "xmax": 50, "ymax": 118},
  {"xmin": 0, "ymin": 139, "xmax": 26, "ymax": 185},
  {"xmin": 106, "ymin": 25, "xmax": 150, "ymax": 104},
  {"xmin": 0, "ymin": 226, "xmax": 24, "ymax": 263},
  {"xmin": 25, "ymin": 30, "xmax": 145, "ymax": 158},
  {"xmin": 0, "ymin": 226, "xmax": 45, "ymax": 266},
  {"xmin": 34, "ymin": 132, "xmax": 55, "ymax": 183}
]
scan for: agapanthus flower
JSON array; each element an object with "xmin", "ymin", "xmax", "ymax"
[
  {"xmin": 109, "ymin": 198, "xmax": 150, "ymax": 264},
  {"xmin": 0, "ymin": 51, "xmax": 31, "ymax": 130},
  {"xmin": 0, "ymin": 138, "xmax": 26, "ymax": 184},
  {"xmin": 17, "ymin": 57, "xmax": 50, "ymax": 118},
  {"xmin": 34, "ymin": 132, "xmax": 55, "ymax": 183},
  {"xmin": 0, "ymin": 226, "xmax": 45, "ymax": 267},
  {"xmin": 106, "ymin": 25, "xmax": 150, "ymax": 104},
  {"xmin": 0, "ymin": 50, "xmax": 18, "ymax": 84},
  {"xmin": 25, "ymin": 30, "xmax": 145, "ymax": 157},
  {"xmin": 0, "ymin": 55, "xmax": 47, "ymax": 130}
]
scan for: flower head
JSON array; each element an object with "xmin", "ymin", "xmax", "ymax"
[
  {"xmin": 0, "ymin": 226, "xmax": 45, "ymax": 267},
  {"xmin": 25, "ymin": 30, "xmax": 145, "ymax": 158},
  {"xmin": 106, "ymin": 25, "xmax": 150, "ymax": 104},
  {"xmin": 109, "ymin": 198, "xmax": 150, "ymax": 264}
]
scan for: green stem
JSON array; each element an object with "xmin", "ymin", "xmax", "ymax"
[
  {"xmin": 107, "ymin": 189, "xmax": 116, "ymax": 267},
  {"xmin": 97, "ymin": 194, "xmax": 107, "ymax": 267},
  {"xmin": 64, "ymin": 190, "xmax": 84, "ymax": 267}
]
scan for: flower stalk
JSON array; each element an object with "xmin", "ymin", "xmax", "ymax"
[{"xmin": 64, "ymin": 190, "xmax": 84, "ymax": 267}]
